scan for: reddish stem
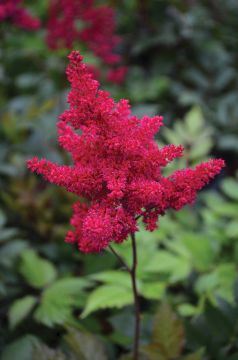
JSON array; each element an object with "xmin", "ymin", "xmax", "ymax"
[{"xmin": 109, "ymin": 233, "xmax": 140, "ymax": 359}]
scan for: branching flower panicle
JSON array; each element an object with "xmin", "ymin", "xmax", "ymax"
[
  {"xmin": 47, "ymin": 0, "xmax": 126, "ymax": 83},
  {"xmin": 0, "ymin": 0, "xmax": 40, "ymax": 30},
  {"xmin": 28, "ymin": 51, "xmax": 225, "ymax": 253}
]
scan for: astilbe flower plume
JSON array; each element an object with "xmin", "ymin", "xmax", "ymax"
[
  {"xmin": 27, "ymin": 51, "xmax": 225, "ymax": 253},
  {"xmin": 47, "ymin": 0, "xmax": 126, "ymax": 83},
  {"xmin": 0, "ymin": 0, "xmax": 40, "ymax": 30}
]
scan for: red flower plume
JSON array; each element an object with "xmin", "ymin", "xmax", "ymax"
[{"xmin": 28, "ymin": 51, "xmax": 225, "ymax": 253}]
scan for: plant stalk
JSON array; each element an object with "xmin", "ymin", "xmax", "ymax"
[
  {"xmin": 130, "ymin": 233, "xmax": 140, "ymax": 360},
  {"xmin": 109, "ymin": 233, "xmax": 140, "ymax": 359}
]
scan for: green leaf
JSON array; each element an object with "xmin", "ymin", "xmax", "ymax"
[
  {"xmin": 144, "ymin": 251, "xmax": 190, "ymax": 282},
  {"xmin": 9, "ymin": 296, "xmax": 37, "ymax": 329},
  {"xmin": 34, "ymin": 277, "xmax": 89, "ymax": 327},
  {"xmin": 212, "ymin": 203, "xmax": 238, "ymax": 217},
  {"xmin": 109, "ymin": 331, "xmax": 132, "ymax": 347},
  {"xmin": 81, "ymin": 285, "xmax": 133, "ymax": 318},
  {"xmin": 215, "ymin": 264, "xmax": 236, "ymax": 301},
  {"xmin": 196, "ymin": 264, "xmax": 236, "ymax": 302},
  {"xmin": 177, "ymin": 303, "xmax": 198, "ymax": 317},
  {"xmin": 0, "ymin": 228, "xmax": 19, "ymax": 243},
  {"xmin": 174, "ymin": 122, "xmax": 189, "ymax": 143},
  {"xmin": 64, "ymin": 328, "xmax": 107, "ymax": 360},
  {"xmin": 32, "ymin": 343, "xmax": 69, "ymax": 360},
  {"xmin": 109, "ymin": 309, "xmax": 134, "ymax": 339},
  {"xmin": 118, "ymin": 354, "xmax": 134, "ymax": 360},
  {"xmin": 0, "ymin": 209, "xmax": 6, "ymax": 228},
  {"xmin": 140, "ymin": 344, "xmax": 166, "ymax": 360},
  {"xmin": 163, "ymin": 127, "xmax": 181, "ymax": 145},
  {"xmin": 204, "ymin": 301, "xmax": 233, "ymax": 341},
  {"xmin": 0, "ymin": 240, "xmax": 28, "ymax": 268},
  {"xmin": 1, "ymin": 337, "xmax": 69, "ymax": 360},
  {"xmin": 181, "ymin": 349, "xmax": 203, "ymax": 360},
  {"xmin": 185, "ymin": 106, "xmax": 204, "ymax": 136},
  {"xmin": 189, "ymin": 138, "xmax": 213, "ymax": 160},
  {"xmin": 195, "ymin": 272, "xmax": 219, "ymax": 295},
  {"xmin": 19, "ymin": 249, "xmax": 57, "ymax": 288},
  {"xmin": 182, "ymin": 234, "xmax": 215, "ymax": 271},
  {"xmin": 140, "ymin": 282, "xmax": 165, "ymax": 300},
  {"xmin": 89, "ymin": 271, "xmax": 131, "ymax": 288},
  {"xmin": 205, "ymin": 192, "xmax": 236, "ymax": 219},
  {"xmin": 1, "ymin": 335, "xmax": 40, "ymax": 360},
  {"xmin": 226, "ymin": 221, "xmax": 238, "ymax": 238},
  {"xmin": 221, "ymin": 178, "xmax": 238, "ymax": 200},
  {"xmin": 152, "ymin": 303, "xmax": 184, "ymax": 358}
]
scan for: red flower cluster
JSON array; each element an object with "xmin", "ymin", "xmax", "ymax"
[
  {"xmin": 28, "ymin": 51, "xmax": 225, "ymax": 253},
  {"xmin": 106, "ymin": 66, "xmax": 128, "ymax": 85},
  {"xmin": 0, "ymin": 0, "xmax": 40, "ymax": 30},
  {"xmin": 47, "ymin": 0, "xmax": 126, "ymax": 83}
]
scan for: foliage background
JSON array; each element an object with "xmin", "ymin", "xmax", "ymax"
[{"xmin": 0, "ymin": 1, "xmax": 238, "ymax": 359}]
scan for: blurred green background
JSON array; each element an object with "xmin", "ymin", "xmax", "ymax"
[{"xmin": 0, "ymin": 1, "xmax": 238, "ymax": 359}]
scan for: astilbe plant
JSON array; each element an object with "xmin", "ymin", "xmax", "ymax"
[
  {"xmin": 28, "ymin": 51, "xmax": 224, "ymax": 359},
  {"xmin": 0, "ymin": 0, "xmax": 40, "ymax": 30},
  {"xmin": 47, "ymin": 0, "xmax": 126, "ymax": 83}
]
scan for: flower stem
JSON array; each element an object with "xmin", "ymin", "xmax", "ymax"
[
  {"xmin": 130, "ymin": 233, "xmax": 140, "ymax": 360},
  {"xmin": 108, "ymin": 245, "xmax": 131, "ymax": 272},
  {"xmin": 109, "ymin": 235, "xmax": 140, "ymax": 359}
]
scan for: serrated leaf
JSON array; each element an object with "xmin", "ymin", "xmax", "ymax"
[
  {"xmin": 195, "ymin": 264, "xmax": 236, "ymax": 302},
  {"xmin": 9, "ymin": 296, "xmax": 37, "ymax": 329},
  {"xmin": 89, "ymin": 271, "xmax": 131, "ymax": 288},
  {"xmin": 221, "ymin": 178, "xmax": 238, "ymax": 200},
  {"xmin": 19, "ymin": 249, "xmax": 57, "ymax": 288},
  {"xmin": 34, "ymin": 277, "xmax": 89, "ymax": 327},
  {"xmin": 174, "ymin": 121, "xmax": 189, "ymax": 142},
  {"xmin": 185, "ymin": 106, "xmax": 204, "ymax": 136},
  {"xmin": 152, "ymin": 303, "xmax": 184, "ymax": 358},
  {"xmin": 181, "ymin": 234, "xmax": 215, "ymax": 271},
  {"xmin": 81, "ymin": 285, "xmax": 133, "ymax": 318},
  {"xmin": 195, "ymin": 272, "xmax": 219, "ymax": 295},
  {"xmin": 144, "ymin": 251, "xmax": 190, "ymax": 283},
  {"xmin": 213, "ymin": 203, "xmax": 238, "ymax": 217},
  {"xmin": 140, "ymin": 282, "xmax": 165, "ymax": 300},
  {"xmin": 163, "ymin": 127, "xmax": 181, "ymax": 145},
  {"xmin": 1, "ymin": 335, "xmax": 40, "ymax": 360},
  {"xmin": 64, "ymin": 328, "xmax": 107, "ymax": 360},
  {"xmin": 189, "ymin": 138, "xmax": 213, "ymax": 160}
]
